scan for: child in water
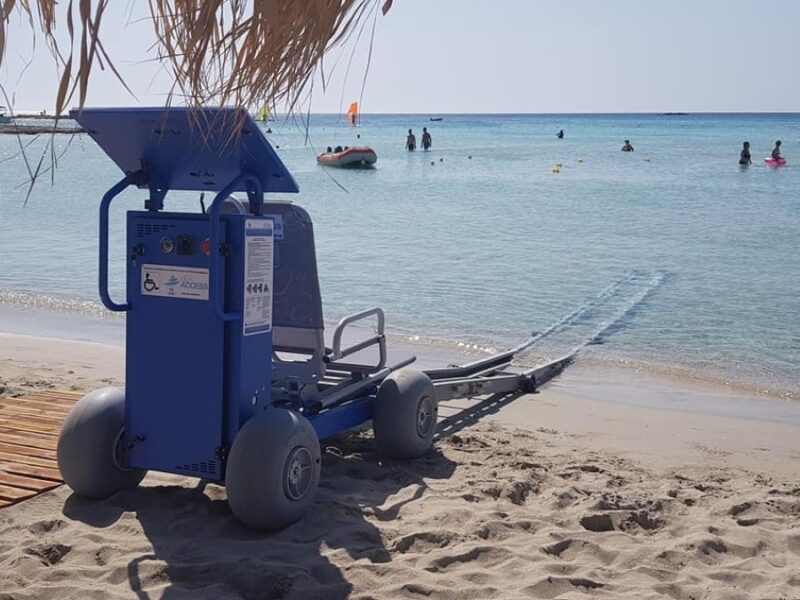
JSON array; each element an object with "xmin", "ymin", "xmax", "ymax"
[
  {"xmin": 771, "ymin": 140, "xmax": 782, "ymax": 160},
  {"xmin": 739, "ymin": 141, "xmax": 751, "ymax": 165}
]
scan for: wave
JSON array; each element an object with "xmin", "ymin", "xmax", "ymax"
[{"xmin": 0, "ymin": 289, "xmax": 118, "ymax": 319}]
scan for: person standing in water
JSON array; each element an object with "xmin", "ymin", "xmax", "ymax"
[
  {"xmin": 557, "ymin": 129, "xmax": 564, "ymax": 139},
  {"xmin": 621, "ymin": 140, "xmax": 634, "ymax": 152},
  {"xmin": 422, "ymin": 127, "xmax": 432, "ymax": 150},
  {"xmin": 406, "ymin": 129, "xmax": 416, "ymax": 151},
  {"xmin": 771, "ymin": 140, "xmax": 783, "ymax": 160},
  {"xmin": 739, "ymin": 141, "xmax": 752, "ymax": 166}
]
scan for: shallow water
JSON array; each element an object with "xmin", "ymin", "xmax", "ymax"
[{"xmin": 0, "ymin": 113, "xmax": 798, "ymax": 398}]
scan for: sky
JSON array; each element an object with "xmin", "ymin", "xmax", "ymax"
[{"xmin": 1, "ymin": 0, "xmax": 797, "ymax": 114}]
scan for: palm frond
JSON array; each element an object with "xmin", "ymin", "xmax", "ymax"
[{"xmin": 0, "ymin": 0, "xmax": 392, "ymax": 114}]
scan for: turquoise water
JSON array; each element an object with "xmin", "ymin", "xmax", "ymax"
[{"xmin": 0, "ymin": 113, "xmax": 798, "ymax": 398}]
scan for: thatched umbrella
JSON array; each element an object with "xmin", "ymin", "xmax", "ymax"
[{"xmin": 0, "ymin": 0, "xmax": 393, "ymax": 115}]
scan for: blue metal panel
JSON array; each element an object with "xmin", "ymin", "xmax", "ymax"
[
  {"xmin": 125, "ymin": 212, "xmax": 226, "ymax": 479},
  {"xmin": 221, "ymin": 214, "xmax": 274, "ymax": 457},
  {"xmin": 308, "ymin": 397, "xmax": 375, "ymax": 440},
  {"xmin": 71, "ymin": 107, "xmax": 298, "ymax": 194}
]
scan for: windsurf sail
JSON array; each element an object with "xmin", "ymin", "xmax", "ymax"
[
  {"xmin": 346, "ymin": 102, "xmax": 359, "ymax": 125},
  {"xmin": 256, "ymin": 105, "xmax": 270, "ymax": 122}
]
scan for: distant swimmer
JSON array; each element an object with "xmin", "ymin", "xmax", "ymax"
[
  {"xmin": 621, "ymin": 140, "xmax": 634, "ymax": 152},
  {"xmin": 557, "ymin": 129, "xmax": 564, "ymax": 139},
  {"xmin": 739, "ymin": 141, "xmax": 752, "ymax": 166},
  {"xmin": 771, "ymin": 140, "xmax": 783, "ymax": 160},
  {"xmin": 422, "ymin": 127, "xmax": 432, "ymax": 150},
  {"xmin": 334, "ymin": 145, "xmax": 343, "ymax": 153},
  {"xmin": 406, "ymin": 129, "xmax": 416, "ymax": 151}
]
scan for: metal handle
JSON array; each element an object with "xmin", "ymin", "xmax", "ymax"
[
  {"xmin": 98, "ymin": 174, "xmax": 137, "ymax": 312},
  {"xmin": 330, "ymin": 307, "xmax": 386, "ymax": 363},
  {"xmin": 208, "ymin": 172, "xmax": 264, "ymax": 321}
]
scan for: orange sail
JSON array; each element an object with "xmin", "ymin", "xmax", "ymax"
[{"xmin": 346, "ymin": 102, "xmax": 359, "ymax": 125}]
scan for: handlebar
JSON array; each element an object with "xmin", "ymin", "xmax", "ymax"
[
  {"xmin": 208, "ymin": 172, "xmax": 264, "ymax": 322},
  {"xmin": 98, "ymin": 174, "xmax": 137, "ymax": 312}
]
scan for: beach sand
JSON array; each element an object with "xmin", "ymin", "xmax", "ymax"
[{"xmin": 1, "ymin": 333, "xmax": 799, "ymax": 599}]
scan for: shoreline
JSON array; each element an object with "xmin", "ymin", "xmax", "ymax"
[
  {"xmin": 0, "ymin": 295, "xmax": 797, "ymax": 404},
  {"xmin": 2, "ymin": 329, "xmax": 798, "ymax": 478}
]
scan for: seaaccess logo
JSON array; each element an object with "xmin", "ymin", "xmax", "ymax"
[
  {"xmin": 165, "ymin": 276, "xmax": 208, "ymax": 292},
  {"xmin": 178, "ymin": 279, "xmax": 208, "ymax": 291},
  {"xmin": 141, "ymin": 265, "xmax": 210, "ymax": 300}
]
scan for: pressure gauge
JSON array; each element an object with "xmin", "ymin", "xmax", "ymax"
[{"xmin": 159, "ymin": 236, "xmax": 175, "ymax": 254}]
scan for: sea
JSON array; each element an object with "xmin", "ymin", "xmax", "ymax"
[{"xmin": 0, "ymin": 113, "xmax": 798, "ymax": 400}]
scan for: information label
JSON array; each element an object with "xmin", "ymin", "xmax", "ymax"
[
  {"xmin": 243, "ymin": 219, "xmax": 274, "ymax": 336},
  {"xmin": 140, "ymin": 264, "xmax": 209, "ymax": 300},
  {"xmin": 262, "ymin": 213, "xmax": 284, "ymax": 240}
]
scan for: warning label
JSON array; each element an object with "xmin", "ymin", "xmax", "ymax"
[
  {"xmin": 243, "ymin": 219, "xmax": 274, "ymax": 335},
  {"xmin": 140, "ymin": 264, "xmax": 209, "ymax": 300}
]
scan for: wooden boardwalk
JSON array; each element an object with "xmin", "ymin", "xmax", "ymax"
[{"xmin": 0, "ymin": 391, "xmax": 80, "ymax": 507}]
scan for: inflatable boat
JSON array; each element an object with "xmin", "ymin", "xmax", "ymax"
[
  {"xmin": 317, "ymin": 147, "xmax": 377, "ymax": 169},
  {"xmin": 764, "ymin": 156, "xmax": 787, "ymax": 167}
]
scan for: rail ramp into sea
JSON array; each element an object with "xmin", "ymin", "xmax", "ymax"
[
  {"xmin": 510, "ymin": 270, "xmax": 670, "ymax": 369},
  {"xmin": 434, "ymin": 270, "xmax": 669, "ymax": 438}
]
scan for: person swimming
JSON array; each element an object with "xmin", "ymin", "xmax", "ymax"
[
  {"xmin": 422, "ymin": 127, "xmax": 432, "ymax": 150},
  {"xmin": 621, "ymin": 140, "xmax": 634, "ymax": 152},
  {"xmin": 557, "ymin": 129, "xmax": 564, "ymax": 139},
  {"xmin": 406, "ymin": 129, "xmax": 416, "ymax": 151},
  {"xmin": 739, "ymin": 141, "xmax": 751, "ymax": 166},
  {"xmin": 771, "ymin": 140, "xmax": 782, "ymax": 160}
]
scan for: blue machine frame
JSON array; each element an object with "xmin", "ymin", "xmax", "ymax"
[
  {"xmin": 73, "ymin": 107, "xmax": 408, "ymax": 482},
  {"xmin": 73, "ymin": 106, "xmax": 567, "ymax": 487}
]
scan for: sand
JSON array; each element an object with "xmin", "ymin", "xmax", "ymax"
[{"xmin": 1, "ymin": 333, "xmax": 799, "ymax": 599}]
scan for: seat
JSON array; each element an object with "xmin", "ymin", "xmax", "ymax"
[{"xmin": 264, "ymin": 202, "xmax": 385, "ymax": 392}]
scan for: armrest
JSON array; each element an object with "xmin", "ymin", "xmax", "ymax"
[{"xmin": 329, "ymin": 308, "xmax": 386, "ymax": 369}]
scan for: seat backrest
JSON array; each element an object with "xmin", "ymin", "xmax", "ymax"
[{"xmin": 262, "ymin": 202, "xmax": 324, "ymax": 355}]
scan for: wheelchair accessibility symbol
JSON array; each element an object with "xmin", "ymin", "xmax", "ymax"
[
  {"xmin": 140, "ymin": 264, "xmax": 209, "ymax": 300},
  {"xmin": 143, "ymin": 272, "xmax": 159, "ymax": 292}
]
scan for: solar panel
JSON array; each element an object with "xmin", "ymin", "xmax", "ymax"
[{"xmin": 71, "ymin": 107, "xmax": 299, "ymax": 194}]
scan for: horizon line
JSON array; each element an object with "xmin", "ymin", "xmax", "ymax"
[{"xmin": 302, "ymin": 111, "xmax": 800, "ymax": 116}]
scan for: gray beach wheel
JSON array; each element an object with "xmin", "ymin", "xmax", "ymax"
[
  {"xmin": 373, "ymin": 369, "xmax": 438, "ymax": 459},
  {"xmin": 57, "ymin": 387, "xmax": 146, "ymax": 499},
  {"xmin": 226, "ymin": 409, "xmax": 321, "ymax": 530}
]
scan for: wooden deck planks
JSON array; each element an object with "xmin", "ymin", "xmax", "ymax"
[
  {"xmin": 0, "ymin": 390, "xmax": 79, "ymax": 508},
  {"xmin": 0, "ymin": 450, "xmax": 59, "ymax": 469},
  {"xmin": 0, "ymin": 441, "xmax": 57, "ymax": 461},
  {"xmin": 0, "ymin": 416, "xmax": 63, "ymax": 435},
  {"xmin": 0, "ymin": 429, "xmax": 58, "ymax": 451},
  {"xmin": 0, "ymin": 401, "xmax": 73, "ymax": 419}
]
